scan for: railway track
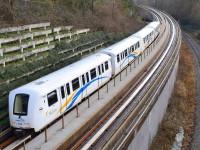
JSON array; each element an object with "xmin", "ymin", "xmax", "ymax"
[
  {"xmin": 182, "ymin": 32, "xmax": 200, "ymax": 150},
  {"xmin": 69, "ymin": 8, "xmax": 180, "ymax": 150},
  {"xmin": 183, "ymin": 33, "xmax": 200, "ymax": 61},
  {"xmin": 0, "ymin": 127, "xmax": 16, "ymax": 149}
]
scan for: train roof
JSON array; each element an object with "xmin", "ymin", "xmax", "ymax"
[
  {"xmin": 132, "ymin": 21, "xmax": 159, "ymax": 39},
  {"xmin": 11, "ymin": 53, "xmax": 111, "ymax": 95},
  {"xmin": 146, "ymin": 21, "xmax": 160, "ymax": 29},
  {"xmin": 100, "ymin": 36, "xmax": 140, "ymax": 56}
]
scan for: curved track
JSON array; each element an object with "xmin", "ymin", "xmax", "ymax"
[{"xmin": 70, "ymin": 7, "xmax": 180, "ymax": 150}]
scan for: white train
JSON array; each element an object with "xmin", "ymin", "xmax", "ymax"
[{"xmin": 9, "ymin": 21, "xmax": 160, "ymax": 132}]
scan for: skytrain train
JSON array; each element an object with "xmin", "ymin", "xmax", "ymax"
[{"xmin": 9, "ymin": 21, "xmax": 160, "ymax": 133}]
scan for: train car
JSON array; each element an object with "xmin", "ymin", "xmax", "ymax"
[
  {"xmin": 100, "ymin": 36, "xmax": 141, "ymax": 75},
  {"xmin": 132, "ymin": 21, "xmax": 160, "ymax": 51},
  {"xmin": 9, "ymin": 53, "xmax": 112, "ymax": 132},
  {"xmin": 9, "ymin": 20, "xmax": 161, "ymax": 134},
  {"xmin": 146, "ymin": 21, "xmax": 160, "ymax": 39}
]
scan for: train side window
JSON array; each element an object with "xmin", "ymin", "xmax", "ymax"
[
  {"xmin": 72, "ymin": 77, "xmax": 80, "ymax": 91},
  {"xmin": 121, "ymin": 53, "xmax": 123, "ymax": 60},
  {"xmin": 137, "ymin": 42, "xmax": 140, "ymax": 48},
  {"xmin": 129, "ymin": 48, "xmax": 131, "ymax": 54},
  {"xmin": 90, "ymin": 68, "xmax": 97, "ymax": 80},
  {"xmin": 86, "ymin": 72, "xmax": 90, "ymax": 83},
  {"xmin": 117, "ymin": 54, "xmax": 120, "ymax": 62},
  {"xmin": 125, "ymin": 50, "xmax": 128, "ymax": 57},
  {"xmin": 60, "ymin": 86, "xmax": 65, "ymax": 99},
  {"xmin": 98, "ymin": 66, "xmax": 101, "ymax": 75},
  {"xmin": 47, "ymin": 90, "xmax": 58, "ymax": 107},
  {"xmin": 82, "ymin": 74, "xmax": 85, "ymax": 86},
  {"xmin": 101, "ymin": 64, "xmax": 104, "ymax": 73},
  {"xmin": 66, "ymin": 83, "xmax": 70, "ymax": 95},
  {"xmin": 105, "ymin": 61, "xmax": 109, "ymax": 70},
  {"xmin": 132, "ymin": 45, "xmax": 134, "ymax": 52}
]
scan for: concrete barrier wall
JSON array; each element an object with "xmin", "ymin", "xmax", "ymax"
[
  {"xmin": 128, "ymin": 56, "xmax": 179, "ymax": 150},
  {"xmin": 0, "ymin": 23, "xmax": 90, "ymax": 66},
  {"xmin": 0, "ymin": 22, "xmax": 50, "ymax": 34}
]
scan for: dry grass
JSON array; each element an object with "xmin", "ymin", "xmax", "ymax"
[{"xmin": 150, "ymin": 42, "xmax": 196, "ymax": 150}]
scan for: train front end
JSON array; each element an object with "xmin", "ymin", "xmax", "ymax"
[{"xmin": 9, "ymin": 88, "xmax": 37, "ymax": 135}]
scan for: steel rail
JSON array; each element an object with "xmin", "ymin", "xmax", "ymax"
[
  {"xmin": 116, "ymin": 12, "xmax": 180, "ymax": 150},
  {"xmin": 69, "ymin": 8, "xmax": 167, "ymax": 150}
]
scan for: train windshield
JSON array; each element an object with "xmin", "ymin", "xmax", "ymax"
[{"xmin": 14, "ymin": 94, "xmax": 29, "ymax": 116}]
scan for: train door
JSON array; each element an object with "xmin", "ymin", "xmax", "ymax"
[
  {"xmin": 65, "ymin": 82, "xmax": 71, "ymax": 110},
  {"xmin": 101, "ymin": 63, "xmax": 105, "ymax": 85},
  {"xmin": 98, "ymin": 65, "xmax": 102, "ymax": 86},
  {"xmin": 59, "ymin": 85, "xmax": 66, "ymax": 114},
  {"xmin": 81, "ymin": 74, "xmax": 87, "ymax": 98},
  {"xmin": 85, "ymin": 72, "xmax": 90, "ymax": 97}
]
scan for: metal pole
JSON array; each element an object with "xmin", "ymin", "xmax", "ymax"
[
  {"xmin": 88, "ymin": 97, "xmax": 90, "ymax": 108},
  {"xmin": 62, "ymin": 113, "xmax": 64, "ymax": 129},
  {"xmin": 130, "ymin": 63, "xmax": 132, "ymax": 72},
  {"xmin": 76, "ymin": 105, "xmax": 80, "ymax": 117},
  {"xmin": 98, "ymin": 79, "xmax": 100, "ymax": 100},
  {"xmin": 120, "ymin": 72, "xmax": 121, "ymax": 81},
  {"xmin": 98, "ymin": 88, "xmax": 100, "ymax": 100},
  {"xmin": 126, "ymin": 67, "xmax": 127, "ymax": 76},
  {"xmin": 114, "ymin": 77, "xmax": 115, "ymax": 86},
  {"xmin": 23, "ymin": 142, "xmax": 26, "ymax": 150},
  {"xmin": 134, "ymin": 60, "xmax": 136, "ymax": 68},
  {"xmin": 107, "ymin": 82, "xmax": 109, "ymax": 93},
  {"xmin": 45, "ymin": 127, "xmax": 47, "ymax": 142}
]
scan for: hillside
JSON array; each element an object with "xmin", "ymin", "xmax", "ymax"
[{"xmin": 0, "ymin": 0, "xmax": 144, "ymax": 33}]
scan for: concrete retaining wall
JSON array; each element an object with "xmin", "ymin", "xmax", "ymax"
[{"xmin": 128, "ymin": 56, "xmax": 179, "ymax": 150}]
